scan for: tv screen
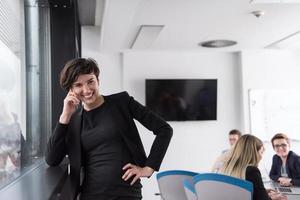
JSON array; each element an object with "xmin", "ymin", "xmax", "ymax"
[{"xmin": 146, "ymin": 79, "xmax": 217, "ymax": 121}]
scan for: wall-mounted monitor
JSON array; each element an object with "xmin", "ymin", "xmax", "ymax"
[{"xmin": 146, "ymin": 79, "xmax": 217, "ymax": 121}]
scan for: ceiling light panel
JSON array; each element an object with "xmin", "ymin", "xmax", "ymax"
[{"xmin": 131, "ymin": 25, "xmax": 164, "ymax": 49}]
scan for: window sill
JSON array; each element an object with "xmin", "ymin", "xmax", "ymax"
[{"xmin": 0, "ymin": 160, "xmax": 67, "ymax": 200}]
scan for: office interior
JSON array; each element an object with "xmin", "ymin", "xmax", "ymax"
[{"xmin": 0, "ymin": 0, "xmax": 300, "ymax": 199}]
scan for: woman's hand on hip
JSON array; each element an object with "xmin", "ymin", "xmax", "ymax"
[
  {"xmin": 122, "ymin": 163, "xmax": 154, "ymax": 185},
  {"xmin": 59, "ymin": 91, "xmax": 80, "ymax": 124}
]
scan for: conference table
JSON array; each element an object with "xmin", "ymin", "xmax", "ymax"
[
  {"xmin": 286, "ymin": 193, "xmax": 300, "ymax": 200},
  {"xmin": 281, "ymin": 189, "xmax": 300, "ymax": 200},
  {"xmin": 264, "ymin": 181, "xmax": 300, "ymax": 200}
]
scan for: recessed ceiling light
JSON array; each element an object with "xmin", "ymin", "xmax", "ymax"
[
  {"xmin": 251, "ymin": 10, "xmax": 265, "ymax": 18},
  {"xmin": 199, "ymin": 40, "xmax": 237, "ymax": 48}
]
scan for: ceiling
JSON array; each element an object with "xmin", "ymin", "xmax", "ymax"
[{"xmin": 78, "ymin": 0, "xmax": 300, "ymax": 52}]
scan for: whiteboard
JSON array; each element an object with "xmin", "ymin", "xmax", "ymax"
[{"xmin": 249, "ymin": 89, "xmax": 300, "ymax": 141}]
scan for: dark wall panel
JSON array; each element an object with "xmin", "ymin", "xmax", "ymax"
[{"xmin": 50, "ymin": 0, "xmax": 81, "ymax": 129}]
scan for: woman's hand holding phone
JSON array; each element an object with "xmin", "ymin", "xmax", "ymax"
[{"xmin": 59, "ymin": 91, "xmax": 80, "ymax": 124}]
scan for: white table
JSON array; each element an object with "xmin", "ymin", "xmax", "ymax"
[
  {"xmin": 286, "ymin": 194, "xmax": 300, "ymax": 200},
  {"xmin": 264, "ymin": 180, "xmax": 300, "ymax": 200}
]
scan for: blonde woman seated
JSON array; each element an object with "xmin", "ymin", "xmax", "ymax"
[{"xmin": 220, "ymin": 134, "xmax": 287, "ymax": 200}]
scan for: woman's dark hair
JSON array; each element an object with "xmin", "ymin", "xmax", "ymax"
[{"xmin": 60, "ymin": 58, "xmax": 100, "ymax": 91}]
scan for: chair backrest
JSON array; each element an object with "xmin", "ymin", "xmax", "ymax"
[
  {"xmin": 193, "ymin": 173, "xmax": 253, "ymax": 200},
  {"xmin": 156, "ymin": 170, "xmax": 198, "ymax": 200},
  {"xmin": 183, "ymin": 179, "xmax": 197, "ymax": 200}
]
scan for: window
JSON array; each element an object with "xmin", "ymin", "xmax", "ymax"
[{"xmin": 0, "ymin": 0, "xmax": 51, "ymax": 189}]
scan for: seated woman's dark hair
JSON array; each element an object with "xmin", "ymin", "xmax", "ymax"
[{"xmin": 60, "ymin": 58, "xmax": 100, "ymax": 91}]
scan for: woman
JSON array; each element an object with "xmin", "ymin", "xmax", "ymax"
[
  {"xmin": 269, "ymin": 133, "xmax": 300, "ymax": 187},
  {"xmin": 220, "ymin": 134, "xmax": 287, "ymax": 200},
  {"xmin": 45, "ymin": 58, "xmax": 173, "ymax": 200}
]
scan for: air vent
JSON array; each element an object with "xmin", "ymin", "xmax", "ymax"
[{"xmin": 199, "ymin": 40, "xmax": 237, "ymax": 48}]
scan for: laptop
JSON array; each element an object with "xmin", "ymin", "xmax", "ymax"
[
  {"xmin": 261, "ymin": 166, "xmax": 300, "ymax": 195},
  {"xmin": 276, "ymin": 186, "xmax": 300, "ymax": 195}
]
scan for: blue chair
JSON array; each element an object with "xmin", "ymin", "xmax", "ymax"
[
  {"xmin": 183, "ymin": 179, "xmax": 197, "ymax": 200},
  {"xmin": 193, "ymin": 173, "xmax": 253, "ymax": 200},
  {"xmin": 156, "ymin": 170, "xmax": 198, "ymax": 200}
]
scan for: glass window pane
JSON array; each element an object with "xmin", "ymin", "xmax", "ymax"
[
  {"xmin": 0, "ymin": 0, "xmax": 24, "ymax": 187},
  {"xmin": 0, "ymin": 0, "xmax": 51, "ymax": 189}
]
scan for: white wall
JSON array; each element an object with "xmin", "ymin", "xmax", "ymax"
[
  {"xmin": 240, "ymin": 50, "xmax": 300, "ymax": 133},
  {"xmin": 122, "ymin": 51, "xmax": 243, "ymax": 199}
]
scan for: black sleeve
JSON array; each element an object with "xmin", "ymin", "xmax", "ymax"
[
  {"xmin": 45, "ymin": 123, "xmax": 68, "ymax": 166},
  {"xmin": 291, "ymin": 155, "xmax": 300, "ymax": 186},
  {"xmin": 127, "ymin": 92, "xmax": 173, "ymax": 171},
  {"xmin": 269, "ymin": 155, "xmax": 280, "ymax": 182},
  {"xmin": 246, "ymin": 166, "xmax": 271, "ymax": 200}
]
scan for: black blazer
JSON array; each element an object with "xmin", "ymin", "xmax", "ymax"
[
  {"xmin": 45, "ymin": 91, "xmax": 173, "ymax": 200},
  {"xmin": 269, "ymin": 151, "xmax": 300, "ymax": 186},
  {"xmin": 246, "ymin": 166, "xmax": 271, "ymax": 200}
]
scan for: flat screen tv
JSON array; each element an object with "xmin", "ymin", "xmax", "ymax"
[{"xmin": 146, "ymin": 79, "xmax": 217, "ymax": 121}]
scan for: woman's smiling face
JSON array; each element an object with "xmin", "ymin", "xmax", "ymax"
[{"xmin": 71, "ymin": 73, "xmax": 100, "ymax": 108}]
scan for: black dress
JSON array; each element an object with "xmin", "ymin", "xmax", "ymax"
[{"xmin": 80, "ymin": 101, "xmax": 142, "ymax": 200}]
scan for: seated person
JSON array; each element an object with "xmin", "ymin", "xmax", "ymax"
[
  {"xmin": 225, "ymin": 129, "xmax": 241, "ymax": 153},
  {"xmin": 269, "ymin": 133, "xmax": 300, "ymax": 187},
  {"xmin": 220, "ymin": 134, "xmax": 287, "ymax": 200},
  {"xmin": 211, "ymin": 129, "xmax": 241, "ymax": 172}
]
